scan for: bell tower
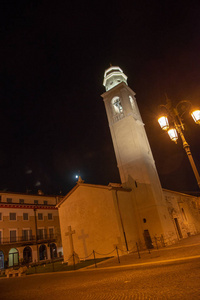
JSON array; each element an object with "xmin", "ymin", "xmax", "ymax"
[
  {"xmin": 101, "ymin": 66, "xmax": 176, "ymax": 243},
  {"xmin": 102, "ymin": 66, "xmax": 160, "ymax": 189}
]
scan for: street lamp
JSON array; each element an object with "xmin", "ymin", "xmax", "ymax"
[
  {"xmin": 191, "ymin": 109, "xmax": 200, "ymax": 124},
  {"xmin": 157, "ymin": 98, "xmax": 200, "ymax": 189}
]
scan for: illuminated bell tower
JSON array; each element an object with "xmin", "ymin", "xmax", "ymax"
[
  {"xmin": 101, "ymin": 66, "xmax": 176, "ymax": 242},
  {"xmin": 101, "ymin": 66, "xmax": 160, "ymax": 189}
]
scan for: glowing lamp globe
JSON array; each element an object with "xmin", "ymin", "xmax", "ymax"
[
  {"xmin": 168, "ymin": 128, "xmax": 178, "ymax": 143},
  {"xmin": 158, "ymin": 116, "xmax": 169, "ymax": 131},
  {"xmin": 191, "ymin": 109, "xmax": 200, "ymax": 124}
]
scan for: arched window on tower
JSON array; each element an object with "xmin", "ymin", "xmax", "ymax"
[
  {"xmin": 129, "ymin": 95, "xmax": 135, "ymax": 110},
  {"xmin": 111, "ymin": 97, "xmax": 123, "ymax": 114}
]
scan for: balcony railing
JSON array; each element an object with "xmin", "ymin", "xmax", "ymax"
[{"xmin": 0, "ymin": 234, "xmax": 57, "ymax": 245}]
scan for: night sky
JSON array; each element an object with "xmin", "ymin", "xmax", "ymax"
[{"xmin": 1, "ymin": 1, "xmax": 200, "ymax": 195}]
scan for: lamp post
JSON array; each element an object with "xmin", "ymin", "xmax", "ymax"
[{"xmin": 157, "ymin": 98, "xmax": 200, "ymax": 189}]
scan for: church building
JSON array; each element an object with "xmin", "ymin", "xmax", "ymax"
[{"xmin": 57, "ymin": 66, "xmax": 200, "ymax": 261}]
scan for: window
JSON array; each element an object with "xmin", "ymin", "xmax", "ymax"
[
  {"xmin": 129, "ymin": 95, "xmax": 135, "ymax": 109},
  {"xmin": 0, "ymin": 213, "xmax": 2, "ymax": 221},
  {"xmin": 23, "ymin": 213, "xmax": 28, "ymax": 220},
  {"xmin": 0, "ymin": 231, "xmax": 2, "ymax": 243},
  {"xmin": 111, "ymin": 97, "xmax": 123, "ymax": 114},
  {"xmin": 10, "ymin": 230, "xmax": 17, "ymax": 243},
  {"xmin": 10, "ymin": 213, "xmax": 16, "ymax": 221},
  {"xmin": 44, "ymin": 200, "xmax": 48, "ymax": 205},
  {"xmin": 34, "ymin": 200, "xmax": 38, "ymax": 204},
  {"xmin": 19, "ymin": 199, "xmax": 24, "ymax": 204},
  {"xmin": 37, "ymin": 228, "xmax": 47, "ymax": 239},
  {"xmin": 22, "ymin": 229, "xmax": 32, "ymax": 241},
  {"xmin": 7, "ymin": 198, "xmax": 12, "ymax": 203},
  {"xmin": 48, "ymin": 213, "xmax": 53, "ymax": 220},
  {"xmin": 49, "ymin": 228, "xmax": 54, "ymax": 239},
  {"xmin": 0, "ymin": 196, "xmax": 1, "ymax": 202},
  {"xmin": 181, "ymin": 208, "xmax": 187, "ymax": 221},
  {"xmin": 49, "ymin": 228, "xmax": 54, "ymax": 238},
  {"xmin": 38, "ymin": 213, "xmax": 43, "ymax": 220}
]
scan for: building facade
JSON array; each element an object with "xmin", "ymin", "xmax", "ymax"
[{"xmin": 0, "ymin": 192, "xmax": 63, "ymax": 269}]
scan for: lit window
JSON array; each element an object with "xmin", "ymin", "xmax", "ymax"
[
  {"xmin": 111, "ymin": 97, "xmax": 123, "ymax": 114},
  {"xmin": 129, "ymin": 96, "xmax": 135, "ymax": 109},
  {"xmin": 38, "ymin": 213, "xmax": 43, "ymax": 220},
  {"xmin": 7, "ymin": 198, "xmax": 12, "ymax": 203},
  {"xmin": 10, "ymin": 213, "xmax": 16, "ymax": 220},
  {"xmin": 48, "ymin": 213, "xmax": 53, "ymax": 220},
  {"xmin": 23, "ymin": 213, "xmax": 28, "ymax": 220}
]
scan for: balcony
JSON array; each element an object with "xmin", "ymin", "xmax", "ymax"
[{"xmin": 0, "ymin": 234, "xmax": 57, "ymax": 246}]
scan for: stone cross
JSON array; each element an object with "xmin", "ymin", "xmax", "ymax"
[
  {"xmin": 65, "ymin": 226, "xmax": 76, "ymax": 254},
  {"xmin": 78, "ymin": 229, "xmax": 89, "ymax": 257}
]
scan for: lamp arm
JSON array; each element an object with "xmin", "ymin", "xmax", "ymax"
[{"xmin": 175, "ymin": 100, "xmax": 192, "ymax": 118}]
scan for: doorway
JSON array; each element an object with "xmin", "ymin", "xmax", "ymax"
[
  {"xmin": 39, "ymin": 244, "xmax": 47, "ymax": 260},
  {"xmin": 50, "ymin": 243, "xmax": 57, "ymax": 259},
  {"xmin": 8, "ymin": 248, "xmax": 19, "ymax": 267},
  {"xmin": 0, "ymin": 251, "xmax": 4, "ymax": 269},
  {"xmin": 23, "ymin": 246, "xmax": 32, "ymax": 263},
  {"xmin": 174, "ymin": 218, "xmax": 183, "ymax": 238}
]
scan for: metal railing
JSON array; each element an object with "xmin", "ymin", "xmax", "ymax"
[{"xmin": 0, "ymin": 234, "xmax": 58, "ymax": 245}]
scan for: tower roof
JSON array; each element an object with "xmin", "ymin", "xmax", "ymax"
[{"xmin": 103, "ymin": 66, "xmax": 128, "ymax": 91}]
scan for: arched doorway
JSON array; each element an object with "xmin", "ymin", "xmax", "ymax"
[
  {"xmin": 0, "ymin": 251, "xmax": 4, "ymax": 269},
  {"xmin": 23, "ymin": 246, "xmax": 32, "ymax": 263},
  {"xmin": 50, "ymin": 243, "xmax": 57, "ymax": 259},
  {"xmin": 39, "ymin": 244, "xmax": 47, "ymax": 260},
  {"xmin": 9, "ymin": 248, "xmax": 19, "ymax": 267}
]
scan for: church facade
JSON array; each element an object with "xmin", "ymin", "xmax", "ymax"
[{"xmin": 57, "ymin": 66, "xmax": 200, "ymax": 261}]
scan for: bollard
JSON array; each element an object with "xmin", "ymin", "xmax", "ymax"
[
  {"xmin": 136, "ymin": 242, "xmax": 141, "ymax": 259},
  {"xmin": 93, "ymin": 250, "xmax": 97, "ymax": 268},
  {"xmin": 116, "ymin": 246, "xmax": 120, "ymax": 264}
]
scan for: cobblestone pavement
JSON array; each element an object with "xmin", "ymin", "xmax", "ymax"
[
  {"xmin": 1, "ymin": 236, "xmax": 200, "ymax": 300},
  {"xmin": 1, "ymin": 258, "xmax": 200, "ymax": 300}
]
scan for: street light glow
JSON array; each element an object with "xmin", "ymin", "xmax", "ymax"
[
  {"xmin": 158, "ymin": 116, "xmax": 169, "ymax": 131},
  {"xmin": 191, "ymin": 109, "xmax": 200, "ymax": 124},
  {"xmin": 167, "ymin": 128, "xmax": 178, "ymax": 143}
]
